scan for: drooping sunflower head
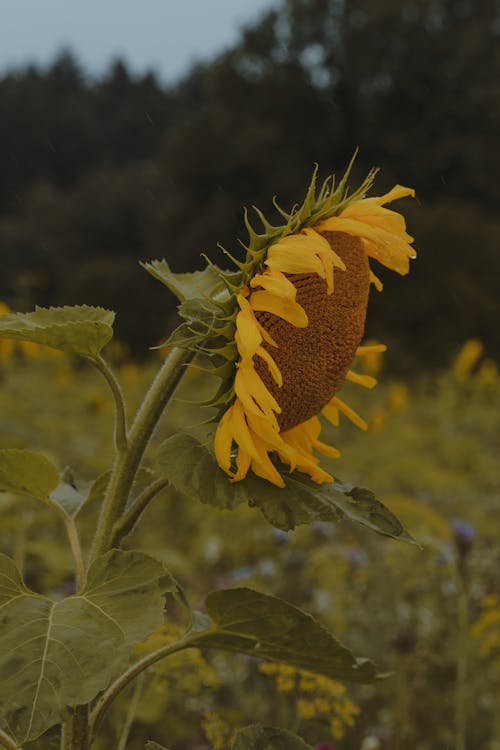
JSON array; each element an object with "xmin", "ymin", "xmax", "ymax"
[{"xmin": 146, "ymin": 160, "xmax": 415, "ymax": 488}]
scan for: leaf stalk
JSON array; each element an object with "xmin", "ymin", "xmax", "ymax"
[
  {"xmin": 89, "ymin": 635, "xmax": 199, "ymax": 739},
  {"xmin": 90, "ymin": 355, "xmax": 129, "ymax": 454},
  {"xmin": 111, "ymin": 478, "xmax": 170, "ymax": 546},
  {"xmin": 63, "ymin": 516, "xmax": 85, "ymax": 592}
]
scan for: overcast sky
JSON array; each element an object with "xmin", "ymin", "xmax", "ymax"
[{"xmin": 0, "ymin": 0, "xmax": 278, "ymax": 82}]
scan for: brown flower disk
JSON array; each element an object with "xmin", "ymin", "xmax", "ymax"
[{"xmin": 254, "ymin": 231, "xmax": 370, "ymax": 431}]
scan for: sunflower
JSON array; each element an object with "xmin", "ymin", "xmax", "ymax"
[{"xmin": 146, "ymin": 160, "xmax": 415, "ymax": 488}]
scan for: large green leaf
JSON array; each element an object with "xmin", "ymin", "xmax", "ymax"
[
  {"xmin": 189, "ymin": 588, "xmax": 376, "ymax": 683},
  {"xmin": 156, "ymin": 433, "xmax": 415, "ymax": 543},
  {"xmin": 0, "ymin": 450, "xmax": 60, "ymax": 501},
  {"xmin": 141, "ymin": 259, "xmax": 238, "ymax": 303},
  {"xmin": 232, "ymin": 725, "xmax": 313, "ymax": 750},
  {"xmin": 0, "ymin": 305, "xmax": 114, "ymax": 358},
  {"xmin": 0, "ymin": 550, "xmax": 172, "ymax": 743}
]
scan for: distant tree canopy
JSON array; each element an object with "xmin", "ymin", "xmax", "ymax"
[{"xmin": 1, "ymin": 0, "xmax": 499, "ymax": 368}]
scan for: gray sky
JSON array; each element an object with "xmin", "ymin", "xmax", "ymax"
[{"xmin": 0, "ymin": 0, "xmax": 278, "ymax": 82}]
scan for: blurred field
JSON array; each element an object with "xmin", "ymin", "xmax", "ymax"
[{"xmin": 1, "ymin": 337, "xmax": 499, "ymax": 750}]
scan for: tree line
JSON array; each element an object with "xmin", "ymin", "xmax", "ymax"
[{"xmin": 1, "ymin": 0, "xmax": 499, "ymax": 370}]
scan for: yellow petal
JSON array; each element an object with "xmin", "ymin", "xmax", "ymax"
[
  {"xmin": 316, "ymin": 216, "xmax": 415, "ymax": 276},
  {"xmin": 303, "ymin": 228, "xmax": 345, "ymax": 294},
  {"xmin": 321, "ymin": 402, "xmax": 339, "ymax": 426},
  {"xmin": 341, "ymin": 200, "xmax": 410, "ymax": 236},
  {"xmin": 265, "ymin": 236, "xmax": 325, "ymax": 277},
  {"xmin": 303, "ymin": 227, "xmax": 346, "ymax": 269},
  {"xmin": 235, "ymin": 365, "xmax": 281, "ymax": 419},
  {"xmin": 235, "ymin": 309, "xmax": 262, "ymax": 360},
  {"xmin": 255, "ymin": 318, "xmax": 279, "ymax": 348},
  {"xmin": 238, "ymin": 292, "xmax": 278, "ymax": 347},
  {"xmin": 373, "ymin": 185, "xmax": 415, "ymax": 205},
  {"xmin": 369, "ymin": 269, "xmax": 384, "ymax": 291},
  {"xmin": 249, "ymin": 290, "xmax": 309, "ymax": 328},
  {"xmin": 246, "ymin": 411, "xmax": 296, "ymax": 468},
  {"xmin": 251, "ymin": 443, "xmax": 286, "ymax": 488},
  {"xmin": 356, "ymin": 343, "xmax": 387, "ymax": 355},
  {"xmin": 346, "ymin": 370, "xmax": 378, "ymax": 389},
  {"xmin": 277, "ymin": 419, "xmax": 336, "ymax": 484},
  {"xmin": 304, "ymin": 465, "xmax": 334, "ymax": 484},
  {"xmin": 230, "ymin": 448, "xmax": 252, "ymax": 482},
  {"xmin": 326, "ymin": 396, "xmax": 368, "ymax": 431},
  {"xmin": 363, "ymin": 237, "xmax": 414, "ymax": 275},
  {"xmin": 250, "ymin": 268, "xmax": 297, "ymax": 300},
  {"xmin": 312, "ymin": 438, "xmax": 341, "ymax": 458},
  {"xmin": 230, "ymin": 400, "xmax": 260, "ymax": 460},
  {"xmin": 214, "ymin": 406, "xmax": 236, "ymax": 472},
  {"xmin": 255, "ymin": 345, "xmax": 283, "ymax": 386}
]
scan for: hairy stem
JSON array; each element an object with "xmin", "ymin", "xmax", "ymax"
[
  {"xmin": 61, "ymin": 705, "xmax": 89, "ymax": 750},
  {"xmin": 0, "ymin": 729, "xmax": 21, "ymax": 750},
  {"xmin": 90, "ymin": 354, "xmax": 128, "ymax": 454},
  {"xmin": 89, "ymin": 635, "xmax": 200, "ymax": 738},
  {"xmin": 112, "ymin": 478, "xmax": 170, "ymax": 546},
  {"xmin": 64, "ymin": 516, "xmax": 85, "ymax": 592},
  {"xmin": 90, "ymin": 347, "xmax": 193, "ymax": 561}
]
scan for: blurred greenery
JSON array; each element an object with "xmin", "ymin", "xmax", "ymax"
[
  {"xmin": 1, "ymin": 339, "xmax": 499, "ymax": 748},
  {"xmin": 1, "ymin": 0, "xmax": 499, "ymax": 369}
]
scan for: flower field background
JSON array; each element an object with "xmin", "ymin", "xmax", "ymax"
[{"xmin": 1, "ymin": 340, "xmax": 498, "ymax": 749}]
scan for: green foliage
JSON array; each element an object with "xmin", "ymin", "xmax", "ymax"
[
  {"xmin": 232, "ymin": 725, "xmax": 313, "ymax": 750},
  {"xmin": 192, "ymin": 587, "xmax": 376, "ymax": 683},
  {"xmin": 0, "ymin": 449, "xmax": 59, "ymax": 501},
  {"xmin": 156, "ymin": 432, "xmax": 414, "ymax": 541},
  {"xmin": 145, "ymin": 743, "xmax": 171, "ymax": 750},
  {"xmin": 0, "ymin": 550, "xmax": 171, "ymax": 743},
  {"xmin": 0, "ymin": 306, "xmax": 114, "ymax": 359},
  {"xmin": 141, "ymin": 261, "xmax": 236, "ymax": 304}
]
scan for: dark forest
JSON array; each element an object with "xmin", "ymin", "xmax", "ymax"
[{"xmin": 2, "ymin": 0, "xmax": 499, "ymax": 370}]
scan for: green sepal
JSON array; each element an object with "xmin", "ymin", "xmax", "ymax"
[{"xmin": 141, "ymin": 259, "xmax": 239, "ymax": 303}]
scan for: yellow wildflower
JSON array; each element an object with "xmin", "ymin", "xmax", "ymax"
[{"xmin": 453, "ymin": 339, "xmax": 484, "ymax": 381}]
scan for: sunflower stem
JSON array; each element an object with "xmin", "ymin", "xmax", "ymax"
[
  {"xmin": 89, "ymin": 347, "xmax": 193, "ymax": 562},
  {"xmin": 0, "ymin": 729, "xmax": 21, "ymax": 750}
]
